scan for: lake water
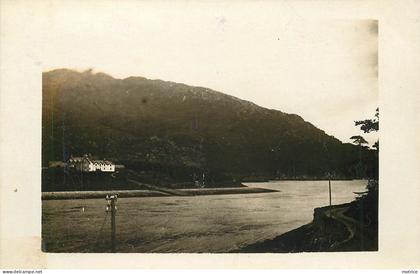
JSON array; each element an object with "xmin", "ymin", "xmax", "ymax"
[{"xmin": 42, "ymin": 180, "xmax": 367, "ymax": 252}]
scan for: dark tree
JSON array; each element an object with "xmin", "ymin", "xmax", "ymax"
[
  {"xmin": 355, "ymin": 108, "xmax": 379, "ymax": 151},
  {"xmin": 353, "ymin": 108, "xmax": 379, "ymax": 180},
  {"xmin": 350, "ymin": 135, "xmax": 368, "ymax": 146},
  {"xmin": 355, "ymin": 108, "xmax": 379, "ymax": 133}
]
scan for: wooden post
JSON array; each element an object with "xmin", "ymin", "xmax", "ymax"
[
  {"xmin": 111, "ymin": 197, "xmax": 116, "ymax": 252},
  {"xmin": 328, "ymin": 175, "xmax": 332, "ymax": 217},
  {"xmin": 329, "ymin": 178, "xmax": 332, "ymax": 207},
  {"xmin": 106, "ymin": 194, "xmax": 117, "ymax": 252}
]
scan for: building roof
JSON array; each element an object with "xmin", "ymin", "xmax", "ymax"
[
  {"xmin": 68, "ymin": 156, "xmax": 114, "ymax": 166},
  {"xmin": 92, "ymin": 160, "xmax": 114, "ymax": 165}
]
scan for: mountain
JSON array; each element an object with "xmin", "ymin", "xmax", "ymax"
[{"xmin": 42, "ymin": 69, "xmax": 377, "ymax": 186}]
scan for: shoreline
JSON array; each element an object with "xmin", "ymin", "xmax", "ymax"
[
  {"xmin": 235, "ymin": 198, "xmax": 378, "ymax": 253},
  {"xmin": 243, "ymin": 178, "xmax": 364, "ymax": 182},
  {"xmin": 42, "ymin": 186, "xmax": 278, "ymax": 200}
]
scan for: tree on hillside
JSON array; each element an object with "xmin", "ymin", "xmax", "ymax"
[
  {"xmin": 355, "ymin": 107, "xmax": 379, "ymax": 150},
  {"xmin": 355, "ymin": 108, "xmax": 379, "ymax": 133},
  {"xmin": 353, "ymin": 108, "xmax": 379, "ymax": 181},
  {"xmin": 372, "ymin": 141, "xmax": 379, "ymax": 151},
  {"xmin": 350, "ymin": 135, "xmax": 369, "ymax": 147}
]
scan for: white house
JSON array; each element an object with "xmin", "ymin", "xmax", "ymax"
[
  {"xmin": 92, "ymin": 160, "xmax": 115, "ymax": 172},
  {"xmin": 68, "ymin": 155, "xmax": 115, "ymax": 173}
]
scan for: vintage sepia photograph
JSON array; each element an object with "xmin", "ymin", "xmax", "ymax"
[
  {"xmin": 39, "ymin": 9, "xmax": 379, "ymax": 253},
  {"xmin": 3, "ymin": 0, "xmax": 420, "ymax": 270}
]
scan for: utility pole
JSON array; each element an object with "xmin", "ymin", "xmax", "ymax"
[
  {"xmin": 328, "ymin": 172, "xmax": 332, "ymax": 217},
  {"xmin": 329, "ymin": 176, "xmax": 332, "ymax": 206},
  {"xmin": 323, "ymin": 142, "xmax": 332, "ymax": 217},
  {"xmin": 106, "ymin": 194, "xmax": 118, "ymax": 252}
]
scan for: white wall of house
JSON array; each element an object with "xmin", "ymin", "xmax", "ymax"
[
  {"xmin": 98, "ymin": 163, "xmax": 115, "ymax": 172},
  {"xmin": 69, "ymin": 156, "xmax": 115, "ymax": 173}
]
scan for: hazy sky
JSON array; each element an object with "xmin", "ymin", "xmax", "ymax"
[{"xmin": 38, "ymin": 2, "xmax": 378, "ymax": 145}]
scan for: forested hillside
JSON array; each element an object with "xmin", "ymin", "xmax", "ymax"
[{"xmin": 42, "ymin": 69, "xmax": 377, "ymax": 186}]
